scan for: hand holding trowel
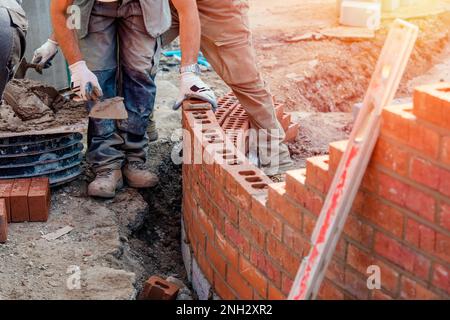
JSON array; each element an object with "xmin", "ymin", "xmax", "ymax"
[{"xmin": 72, "ymin": 82, "xmax": 128, "ymax": 120}]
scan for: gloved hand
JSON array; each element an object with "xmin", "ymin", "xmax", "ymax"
[
  {"xmin": 173, "ymin": 72, "xmax": 217, "ymax": 110},
  {"xmin": 31, "ymin": 39, "xmax": 59, "ymax": 69},
  {"xmin": 69, "ymin": 61, "xmax": 103, "ymax": 101}
]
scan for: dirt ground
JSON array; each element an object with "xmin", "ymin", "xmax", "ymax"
[{"xmin": 1, "ymin": 0, "xmax": 450, "ymax": 300}]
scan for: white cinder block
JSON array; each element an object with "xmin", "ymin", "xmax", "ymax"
[{"xmin": 340, "ymin": 1, "xmax": 381, "ymax": 30}]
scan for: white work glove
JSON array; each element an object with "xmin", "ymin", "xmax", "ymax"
[
  {"xmin": 173, "ymin": 72, "xmax": 217, "ymax": 110},
  {"xmin": 32, "ymin": 39, "xmax": 59, "ymax": 69},
  {"xmin": 69, "ymin": 61, "xmax": 103, "ymax": 101}
]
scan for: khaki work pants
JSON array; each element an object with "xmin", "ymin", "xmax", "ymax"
[{"xmin": 162, "ymin": 0, "xmax": 291, "ymax": 173}]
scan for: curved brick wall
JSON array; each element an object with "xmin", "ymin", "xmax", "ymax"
[{"xmin": 181, "ymin": 83, "xmax": 450, "ymax": 300}]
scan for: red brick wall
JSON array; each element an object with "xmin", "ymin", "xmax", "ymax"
[{"xmin": 181, "ymin": 84, "xmax": 450, "ymax": 300}]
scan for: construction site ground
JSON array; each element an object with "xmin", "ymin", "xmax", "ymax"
[{"xmin": 0, "ymin": 0, "xmax": 449, "ymax": 299}]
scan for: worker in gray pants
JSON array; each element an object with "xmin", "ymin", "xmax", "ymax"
[{"xmin": 0, "ymin": 0, "xmax": 27, "ymax": 102}]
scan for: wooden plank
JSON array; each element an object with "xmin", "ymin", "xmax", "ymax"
[{"xmin": 288, "ymin": 19, "xmax": 419, "ymax": 300}]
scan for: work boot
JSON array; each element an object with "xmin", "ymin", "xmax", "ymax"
[
  {"xmin": 260, "ymin": 145, "xmax": 294, "ymax": 176},
  {"xmin": 88, "ymin": 169, "xmax": 123, "ymax": 198},
  {"xmin": 148, "ymin": 112, "xmax": 158, "ymax": 142},
  {"xmin": 123, "ymin": 161, "xmax": 159, "ymax": 188}
]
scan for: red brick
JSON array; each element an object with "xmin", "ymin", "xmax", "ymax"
[
  {"xmin": 372, "ymin": 290, "xmax": 394, "ymax": 300},
  {"xmin": 250, "ymin": 247, "xmax": 282, "ymax": 287},
  {"xmin": 215, "ymin": 231, "xmax": 239, "ymax": 269},
  {"xmin": 206, "ymin": 242, "xmax": 226, "ymax": 277},
  {"xmin": 10, "ymin": 179, "xmax": 31, "ymax": 222},
  {"xmin": 196, "ymin": 207, "xmax": 215, "ymax": 242},
  {"xmin": 197, "ymin": 248, "xmax": 214, "ymax": 284},
  {"xmin": 343, "ymin": 214, "xmax": 374, "ymax": 247},
  {"xmin": 372, "ymin": 138, "xmax": 410, "ymax": 176},
  {"xmin": 139, "ymin": 276, "xmax": 180, "ymax": 300},
  {"xmin": 27, "ymin": 178, "xmax": 50, "ymax": 222},
  {"xmin": 302, "ymin": 211, "xmax": 316, "ymax": 238},
  {"xmin": 441, "ymin": 136, "xmax": 450, "ymax": 166},
  {"xmin": 268, "ymin": 285, "xmax": 286, "ymax": 300},
  {"xmin": 305, "ymin": 155, "xmax": 331, "ymax": 194},
  {"xmin": 281, "ymin": 273, "xmax": 293, "ymax": 296},
  {"xmin": 283, "ymin": 224, "xmax": 309, "ymax": 256},
  {"xmin": 431, "ymin": 263, "xmax": 450, "ymax": 294},
  {"xmin": 239, "ymin": 256, "xmax": 268, "ymax": 298},
  {"xmin": 344, "ymin": 269, "xmax": 370, "ymax": 300},
  {"xmin": 439, "ymin": 202, "xmax": 450, "ymax": 231},
  {"xmin": 268, "ymin": 183, "xmax": 302, "ymax": 229},
  {"xmin": 267, "ymin": 234, "xmax": 301, "ymax": 278},
  {"xmin": 328, "ymin": 140, "xmax": 347, "ymax": 173},
  {"xmin": 413, "ymin": 83, "xmax": 450, "ymax": 128},
  {"xmin": 346, "ymin": 244, "xmax": 399, "ymax": 293},
  {"xmin": 408, "ymin": 121, "xmax": 440, "ymax": 159},
  {"xmin": 227, "ymin": 266, "xmax": 253, "ymax": 299},
  {"xmin": 0, "ymin": 180, "xmax": 13, "ymax": 222},
  {"xmin": 214, "ymin": 272, "xmax": 236, "ymax": 300},
  {"xmin": 284, "ymin": 122, "xmax": 300, "ymax": 143},
  {"xmin": 374, "ymin": 233, "xmax": 430, "ymax": 280},
  {"xmin": 225, "ymin": 221, "xmax": 250, "ymax": 257},
  {"xmin": 410, "ymin": 157, "xmax": 450, "ymax": 197},
  {"xmin": 400, "ymin": 277, "xmax": 439, "ymax": 300},
  {"xmin": 280, "ymin": 113, "xmax": 291, "ymax": 132},
  {"xmin": 0, "ymin": 199, "xmax": 7, "ymax": 243},
  {"xmin": 239, "ymin": 211, "xmax": 266, "ymax": 248},
  {"xmin": 436, "ymin": 232, "xmax": 450, "ymax": 264},
  {"xmin": 318, "ymin": 279, "xmax": 344, "ymax": 300},
  {"xmin": 405, "ymin": 219, "xmax": 436, "ymax": 253},
  {"xmin": 379, "ymin": 173, "xmax": 435, "ymax": 222},
  {"xmin": 251, "ymin": 196, "xmax": 282, "ymax": 241},
  {"xmin": 325, "ymin": 259, "xmax": 345, "ymax": 287},
  {"xmin": 360, "ymin": 196, "xmax": 404, "ymax": 237}
]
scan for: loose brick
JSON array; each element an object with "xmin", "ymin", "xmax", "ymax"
[
  {"xmin": 10, "ymin": 179, "xmax": 31, "ymax": 222},
  {"xmin": 284, "ymin": 122, "xmax": 300, "ymax": 143},
  {"xmin": 239, "ymin": 256, "xmax": 268, "ymax": 298},
  {"xmin": 139, "ymin": 276, "xmax": 180, "ymax": 300},
  {"xmin": 413, "ymin": 83, "xmax": 450, "ymax": 128},
  {"xmin": 374, "ymin": 232, "xmax": 430, "ymax": 280},
  {"xmin": 400, "ymin": 277, "xmax": 439, "ymax": 300},
  {"xmin": 0, "ymin": 180, "xmax": 13, "ymax": 222},
  {"xmin": 431, "ymin": 263, "xmax": 449, "ymax": 294},
  {"xmin": 0, "ymin": 199, "xmax": 7, "ymax": 243},
  {"xmin": 28, "ymin": 178, "xmax": 50, "ymax": 222}
]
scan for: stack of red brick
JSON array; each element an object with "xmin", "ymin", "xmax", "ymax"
[
  {"xmin": 0, "ymin": 178, "xmax": 50, "ymax": 243},
  {"xmin": 181, "ymin": 83, "xmax": 450, "ymax": 300},
  {"xmin": 215, "ymin": 93, "xmax": 300, "ymax": 146}
]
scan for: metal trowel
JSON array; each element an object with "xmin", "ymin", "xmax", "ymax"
[{"xmin": 89, "ymin": 97, "xmax": 128, "ymax": 120}]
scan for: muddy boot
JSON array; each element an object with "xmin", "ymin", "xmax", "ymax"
[
  {"xmin": 88, "ymin": 169, "xmax": 124, "ymax": 198},
  {"xmin": 123, "ymin": 161, "xmax": 159, "ymax": 188},
  {"xmin": 148, "ymin": 112, "xmax": 158, "ymax": 142}
]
